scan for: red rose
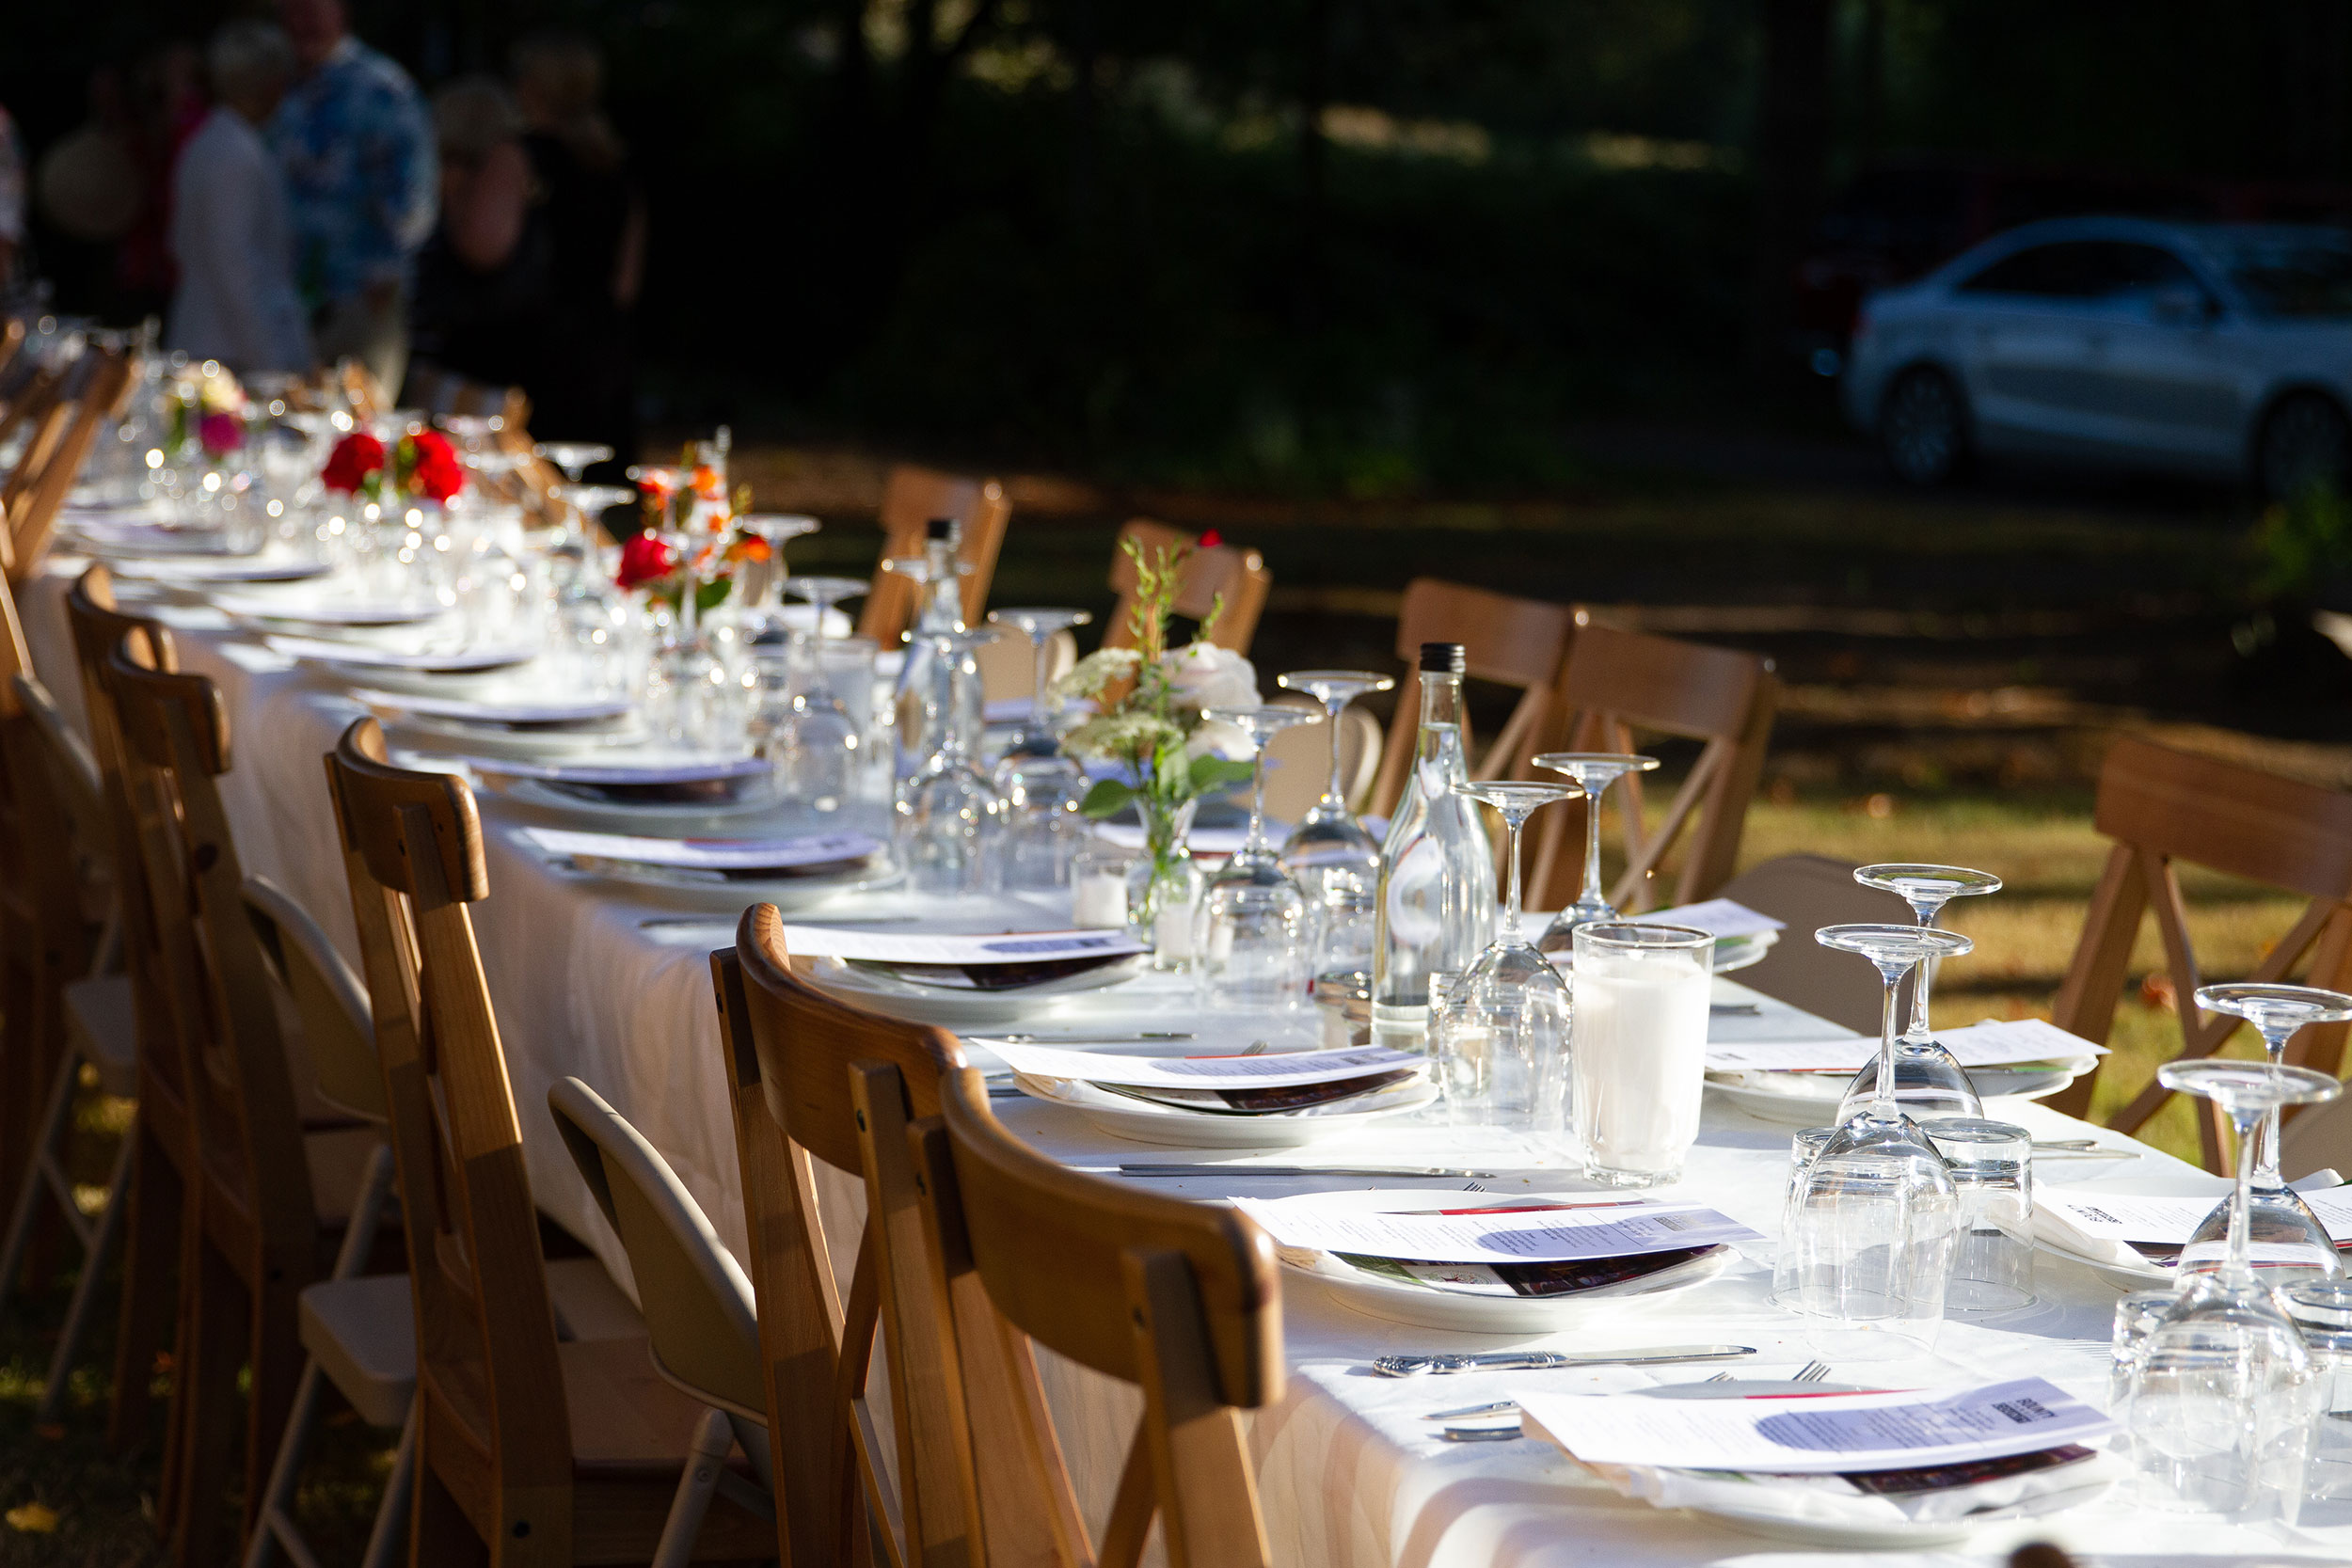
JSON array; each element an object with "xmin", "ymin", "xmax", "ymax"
[
  {"xmin": 198, "ymin": 410, "xmax": 245, "ymax": 458},
  {"xmin": 615, "ymin": 531, "xmax": 675, "ymax": 590},
  {"xmin": 321, "ymin": 431, "xmax": 385, "ymax": 493},
  {"xmin": 402, "ymin": 430, "xmax": 466, "ymax": 503}
]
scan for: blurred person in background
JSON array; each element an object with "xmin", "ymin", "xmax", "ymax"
[
  {"xmin": 270, "ymin": 0, "xmax": 434, "ymax": 395},
  {"xmin": 512, "ymin": 29, "xmax": 642, "ymax": 467},
  {"xmin": 167, "ymin": 22, "xmax": 312, "ymax": 373},
  {"xmin": 407, "ymin": 75, "xmax": 547, "ymax": 395}
]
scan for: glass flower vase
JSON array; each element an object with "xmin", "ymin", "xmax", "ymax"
[{"xmin": 1128, "ymin": 797, "xmax": 1202, "ymax": 971}]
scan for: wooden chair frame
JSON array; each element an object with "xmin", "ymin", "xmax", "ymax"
[
  {"xmin": 324, "ymin": 717, "xmax": 767, "ymax": 1566},
  {"xmin": 1099, "ymin": 520, "xmax": 1273, "ymax": 657},
  {"xmin": 8, "ymin": 348, "xmax": 135, "ymax": 582},
  {"xmin": 709, "ymin": 901, "xmax": 999, "ymax": 1568},
  {"xmin": 858, "ymin": 466, "xmax": 1012, "ymax": 648},
  {"xmin": 1367, "ymin": 578, "xmax": 1578, "ymax": 819},
  {"xmin": 1521, "ymin": 614, "xmax": 1779, "ymax": 914},
  {"xmin": 907, "ymin": 1068, "xmax": 1282, "ymax": 1568},
  {"xmin": 2047, "ymin": 734, "xmax": 2352, "ymax": 1171}
]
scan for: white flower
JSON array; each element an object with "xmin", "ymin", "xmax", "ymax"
[
  {"xmin": 1161, "ymin": 641, "xmax": 1258, "ymax": 714},
  {"xmin": 1184, "ymin": 720, "xmax": 1251, "ymax": 760}
]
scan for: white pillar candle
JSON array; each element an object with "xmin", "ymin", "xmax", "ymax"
[{"xmin": 1072, "ymin": 868, "xmax": 1128, "ymax": 929}]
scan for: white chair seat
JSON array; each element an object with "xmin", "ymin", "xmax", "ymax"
[
  {"xmin": 298, "ymin": 1274, "xmax": 414, "ymax": 1430},
  {"xmin": 548, "ymin": 1255, "xmax": 647, "ymax": 1342},
  {"xmin": 62, "ymin": 974, "xmax": 138, "ymax": 1098}
]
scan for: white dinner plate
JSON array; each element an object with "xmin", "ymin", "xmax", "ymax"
[
  {"xmin": 268, "ymin": 635, "xmax": 540, "ymax": 675},
  {"xmin": 352, "ymin": 689, "xmax": 636, "ymax": 728},
  {"xmin": 462, "ymin": 752, "xmax": 784, "ymax": 817},
  {"xmin": 804, "ymin": 956, "xmax": 1142, "ymax": 1026},
  {"xmin": 1262, "ymin": 1187, "xmax": 1730, "ymax": 1331},
  {"xmin": 554, "ymin": 852, "xmax": 904, "ymax": 911},
  {"xmin": 1011, "ymin": 1069, "xmax": 1437, "ymax": 1149},
  {"xmin": 216, "ymin": 593, "xmax": 450, "ymax": 629},
  {"xmin": 1704, "ymin": 1055, "xmax": 2096, "ymax": 1125},
  {"xmin": 107, "ymin": 549, "xmax": 332, "ymax": 584}
]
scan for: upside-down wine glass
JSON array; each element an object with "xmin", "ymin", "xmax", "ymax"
[
  {"xmin": 2180, "ymin": 983, "xmax": 2352, "ymax": 1284},
  {"xmin": 896, "ymin": 626, "xmax": 1006, "ymax": 894},
  {"xmin": 770, "ymin": 576, "xmax": 871, "ymax": 813},
  {"xmin": 1195, "ymin": 705, "xmax": 1322, "ymax": 1010},
  {"xmin": 733, "ymin": 514, "xmax": 823, "ymax": 644},
  {"xmin": 1532, "ymin": 752, "xmax": 1660, "ymax": 957},
  {"xmin": 987, "ymin": 609, "xmax": 1094, "ymax": 891},
  {"xmin": 1276, "ymin": 671, "xmax": 1393, "ymax": 983},
  {"xmin": 2130, "ymin": 1057, "xmax": 2341, "ymax": 1514},
  {"xmin": 1434, "ymin": 781, "xmax": 1581, "ymax": 1139},
  {"xmin": 1836, "ymin": 863, "xmax": 2002, "ymax": 1124},
  {"xmin": 534, "ymin": 440, "xmax": 614, "ymax": 483},
  {"xmin": 1784, "ymin": 923, "xmax": 1973, "ymax": 1357}
]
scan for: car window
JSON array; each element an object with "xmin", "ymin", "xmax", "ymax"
[
  {"xmin": 2210, "ymin": 236, "xmax": 2352, "ymax": 318},
  {"xmin": 1958, "ymin": 240, "xmax": 2199, "ymax": 300}
]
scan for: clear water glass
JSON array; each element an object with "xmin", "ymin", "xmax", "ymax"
[
  {"xmin": 2181, "ymin": 983, "xmax": 2352, "ymax": 1286},
  {"xmin": 2111, "ymin": 1289, "xmax": 2178, "ymax": 1423},
  {"xmin": 895, "ymin": 626, "xmax": 1005, "ymax": 893},
  {"xmin": 1770, "ymin": 1127, "xmax": 1839, "ymax": 1308},
  {"xmin": 2283, "ymin": 1280, "xmax": 2352, "ymax": 1504},
  {"xmin": 1275, "ymin": 668, "xmax": 1393, "ymax": 945},
  {"xmin": 1530, "ymin": 752, "xmax": 1660, "ymax": 957},
  {"xmin": 772, "ymin": 577, "xmax": 872, "ymax": 813},
  {"xmin": 1437, "ymin": 782, "xmax": 1580, "ymax": 1147},
  {"xmin": 1782, "ymin": 923, "xmax": 1971, "ymax": 1358},
  {"xmin": 1571, "ymin": 922, "xmax": 1712, "ymax": 1186},
  {"xmin": 1195, "ymin": 705, "xmax": 1322, "ymax": 1010},
  {"xmin": 1838, "ymin": 863, "xmax": 2001, "ymax": 1123},
  {"xmin": 1925, "ymin": 1117, "xmax": 2036, "ymax": 1315},
  {"xmin": 2129, "ymin": 1057, "xmax": 2340, "ymax": 1516}
]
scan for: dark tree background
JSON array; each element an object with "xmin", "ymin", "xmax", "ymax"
[{"xmin": 8, "ymin": 0, "xmax": 2349, "ymax": 490}]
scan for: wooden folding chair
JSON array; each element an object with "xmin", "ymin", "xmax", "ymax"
[
  {"xmin": 0, "ymin": 316, "xmax": 25, "ymax": 385},
  {"xmin": 323, "ymin": 717, "xmax": 770, "ymax": 1566},
  {"xmin": 707, "ymin": 901, "xmax": 987, "ymax": 1568},
  {"xmin": 908, "ymin": 1067, "xmax": 1283, "ymax": 1568},
  {"xmin": 8, "ymin": 348, "xmax": 136, "ymax": 581},
  {"xmin": 1366, "ymin": 578, "xmax": 1578, "ymax": 819},
  {"xmin": 1099, "ymin": 520, "xmax": 1273, "ymax": 657},
  {"xmin": 1521, "ymin": 614, "xmax": 1779, "ymax": 915},
  {"xmin": 2044, "ymin": 735, "xmax": 2352, "ymax": 1173},
  {"xmin": 858, "ymin": 465, "xmax": 1012, "ymax": 648},
  {"xmin": 107, "ymin": 629, "xmax": 334, "ymax": 1566}
]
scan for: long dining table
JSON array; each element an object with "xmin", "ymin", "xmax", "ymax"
[{"xmin": 25, "ymin": 554, "xmax": 2352, "ymax": 1567}]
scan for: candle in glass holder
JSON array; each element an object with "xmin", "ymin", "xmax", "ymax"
[{"xmin": 1570, "ymin": 922, "xmax": 1712, "ymax": 1185}]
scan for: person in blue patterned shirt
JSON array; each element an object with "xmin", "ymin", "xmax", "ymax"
[{"xmin": 269, "ymin": 0, "xmax": 435, "ymax": 396}]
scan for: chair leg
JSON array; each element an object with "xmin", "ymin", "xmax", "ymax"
[
  {"xmin": 107, "ymin": 1121, "xmax": 180, "ymax": 1453},
  {"xmin": 357, "ymin": 1401, "xmax": 417, "ymax": 1568},
  {"xmin": 241, "ymin": 1354, "xmax": 328, "ymax": 1568},
  {"xmin": 241, "ymin": 1256, "xmax": 308, "ymax": 1549},
  {"xmin": 412, "ymin": 1448, "xmax": 486, "ymax": 1568},
  {"xmin": 168, "ymin": 1240, "xmax": 246, "ymax": 1568},
  {"xmin": 0, "ymin": 1045, "xmax": 80, "ymax": 1306},
  {"xmin": 34, "ymin": 1119, "xmax": 133, "ymax": 1421},
  {"xmin": 650, "ymin": 1406, "xmax": 734, "ymax": 1568}
]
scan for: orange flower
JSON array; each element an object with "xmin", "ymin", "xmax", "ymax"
[
  {"xmin": 690, "ymin": 465, "xmax": 724, "ymax": 501},
  {"xmin": 727, "ymin": 533, "xmax": 772, "ymax": 563}
]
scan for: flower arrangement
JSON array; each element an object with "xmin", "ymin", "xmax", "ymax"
[
  {"xmin": 321, "ymin": 428, "xmax": 466, "ymax": 506},
  {"xmin": 622, "ymin": 459, "xmax": 761, "ymax": 615},
  {"xmin": 165, "ymin": 362, "xmax": 246, "ymax": 463},
  {"xmin": 1054, "ymin": 538, "xmax": 1258, "ymax": 926}
]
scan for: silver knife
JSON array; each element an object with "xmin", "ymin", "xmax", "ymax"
[
  {"xmin": 1373, "ymin": 1344, "xmax": 1755, "ymax": 1378},
  {"xmin": 1097, "ymin": 1164, "xmax": 1500, "ymax": 1180}
]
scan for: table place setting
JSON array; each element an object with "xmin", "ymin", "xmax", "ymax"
[{"xmin": 978, "ymin": 1037, "xmax": 1438, "ymax": 1145}]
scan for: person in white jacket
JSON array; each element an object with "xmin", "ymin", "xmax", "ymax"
[{"xmin": 167, "ymin": 22, "xmax": 313, "ymax": 373}]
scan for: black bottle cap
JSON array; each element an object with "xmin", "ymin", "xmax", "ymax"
[
  {"xmin": 1419, "ymin": 641, "xmax": 1466, "ymax": 673},
  {"xmin": 926, "ymin": 517, "xmax": 957, "ymax": 542}
]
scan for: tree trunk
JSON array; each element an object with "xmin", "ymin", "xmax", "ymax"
[{"xmin": 1747, "ymin": 0, "xmax": 1834, "ymax": 373}]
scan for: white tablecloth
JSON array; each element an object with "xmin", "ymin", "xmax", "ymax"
[{"xmin": 27, "ymin": 560, "xmax": 2352, "ymax": 1567}]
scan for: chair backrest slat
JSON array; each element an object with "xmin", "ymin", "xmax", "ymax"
[
  {"xmin": 241, "ymin": 874, "xmax": 382, "ymax": 1123},
  {"xmin": 323, "ymin": 717, "xmax": 574, "ymax": 1541},
  {"xmin": 858, "ymin": 466, "xmax": 1012, "ymax": 647},
  {"xmin": 10, "ymin": 350, "xmax": 135, "ymax": 581},
  {"xmin": 1522, "ymin": 617, "xmax": 1778, "ymax": 913},
  {"xmin": 2048, "ymin": 734, "xmax": 2352, "ymax": 1171},
  {"xmin": 912, "ymin": 1068, "xmax": 1281, "ymax": 1568},
  {"xmin": 1100, "ymin": 520, "xmax": 1273, "ymax": 657},
  {"xmin": 1368, "ymin": 578, "xmax": 1577, "ymax": 818}
]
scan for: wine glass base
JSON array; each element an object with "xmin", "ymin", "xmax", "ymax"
[{"xmin": 1581, "ymin": 1162, "xmax": 1680, "ymax": 1189}]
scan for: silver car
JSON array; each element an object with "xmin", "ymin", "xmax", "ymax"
[{"xmin": 1842, "ymin": 215, "xmax": 2352, "ymax": 495}]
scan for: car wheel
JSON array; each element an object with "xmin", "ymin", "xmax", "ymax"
[
  {"xmin": 2257, "ymin": 391, "xmax": 2352, "ymax": 500},
  {"xmin": 1879, "ymin": 366, "xmax": 1968, "ymax": 487}
]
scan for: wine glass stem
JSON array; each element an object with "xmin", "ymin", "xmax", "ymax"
[
  {"xmin": 2226, "ymin": 1102, "xmax": 2263, "ymax": 1285},
  {"xmin": 1324, "ymin": 698, "xmax": 1347, "ymax": 808},
  {"xmin": 1580, "ymin": 779, "xmax": 1608, "ymax": 911},
  {"xmin": 1030, "ymin": 632, "xmax": 1053, "ymax": 743},
  {"xmin": 1247, "ymin": 741, "xmax": 1269, "ymax": 853},
  {"xmin": 1502, "ymin": 812, "xmax": 1527, "ymax": 943},
  {"xmin": 1907, "ymin": 902, "xmax": 1942, "ymax": 1038},
  {"xmin": 2254, "ymin": 1023, "xmax": 2291, "ymax": 1189},
  {"xmin": 1873, "ymin": 963, "xmax": 1904, "ymax": 1121},
  {"xmin": 806, "ymin": 592, "xmax": 833, "ymax": 701}
]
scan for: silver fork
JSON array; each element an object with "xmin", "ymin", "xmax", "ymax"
[
  {"xmin": 1433, "ymin": 1356, "xmax": 1831, "ymax": 1432},
  {"xmin": 1794, "ymin": 1359, "xmax": 1832, "ymax": 1383}
]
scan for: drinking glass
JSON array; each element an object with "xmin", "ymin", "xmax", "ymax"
[
  {"xmin": 1770, "ymin": 1127, "xmax": 1839, "ymax": 1308},
  {"xmin": 2111, "ymin": 1289, "xmax": 2177, "ymax": 1427},
  {"xmin": 1435, "ymin": 782, "xmax": 1580, "ymax": 1145},
  {"xmin": 1571, "ymin": 922, "xmax": 1712, "ymax": 1186},
  {"xmin": 894, "ymin": 626, "xmax": 1005, "ymax": 894},
  {"xmin": 734, "ymin": 514, "xmax": 823, "ymax": 642},
  {"xmin": 534, "ymin": 440, "xmax": 614, "ymax": 482},
  {"xmin": 1837, "ymin": 864, "xmax": 2002, "ymax": 1124},
  {"xmin": 988, "ymin": 609, "xmax": 1095, "ymax": 892},
  {"xmin": 1926, "ymin": 1117, "xmax": 2035, "ymax": 1315},
  {"xmin": 1195, "ymin": 706, "xmax": 1321, "ymax": 1010},
  {"xmin": 1274, "ymin": 670, "xmax": 1393, "ymax": 988},
  {"xmin": 1530, "ymin": 752, "xmax": 1660, "ymax": 956},
  {"xmin": 1781, "ymin": 923, "xmax": 1971, "ymax": 1357},
  {"xmin": 2282, "ymin": 1280, "xmax": 2352, "ymax": 1504},
  {"xmin": 1072, "ymin": 841, "xmax": 1138, "ymax": 929},
  {"xmin": 2181, "ymin": 983, "xmax": 2352, "ymax": 1284},
  {"xmin": 2129, "ymin": 1058, "xmax": 2340, "ymax": 1515},
  {"xmin": 771, "ymin": 577, "xmax": 872, "ymax": 814}
]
